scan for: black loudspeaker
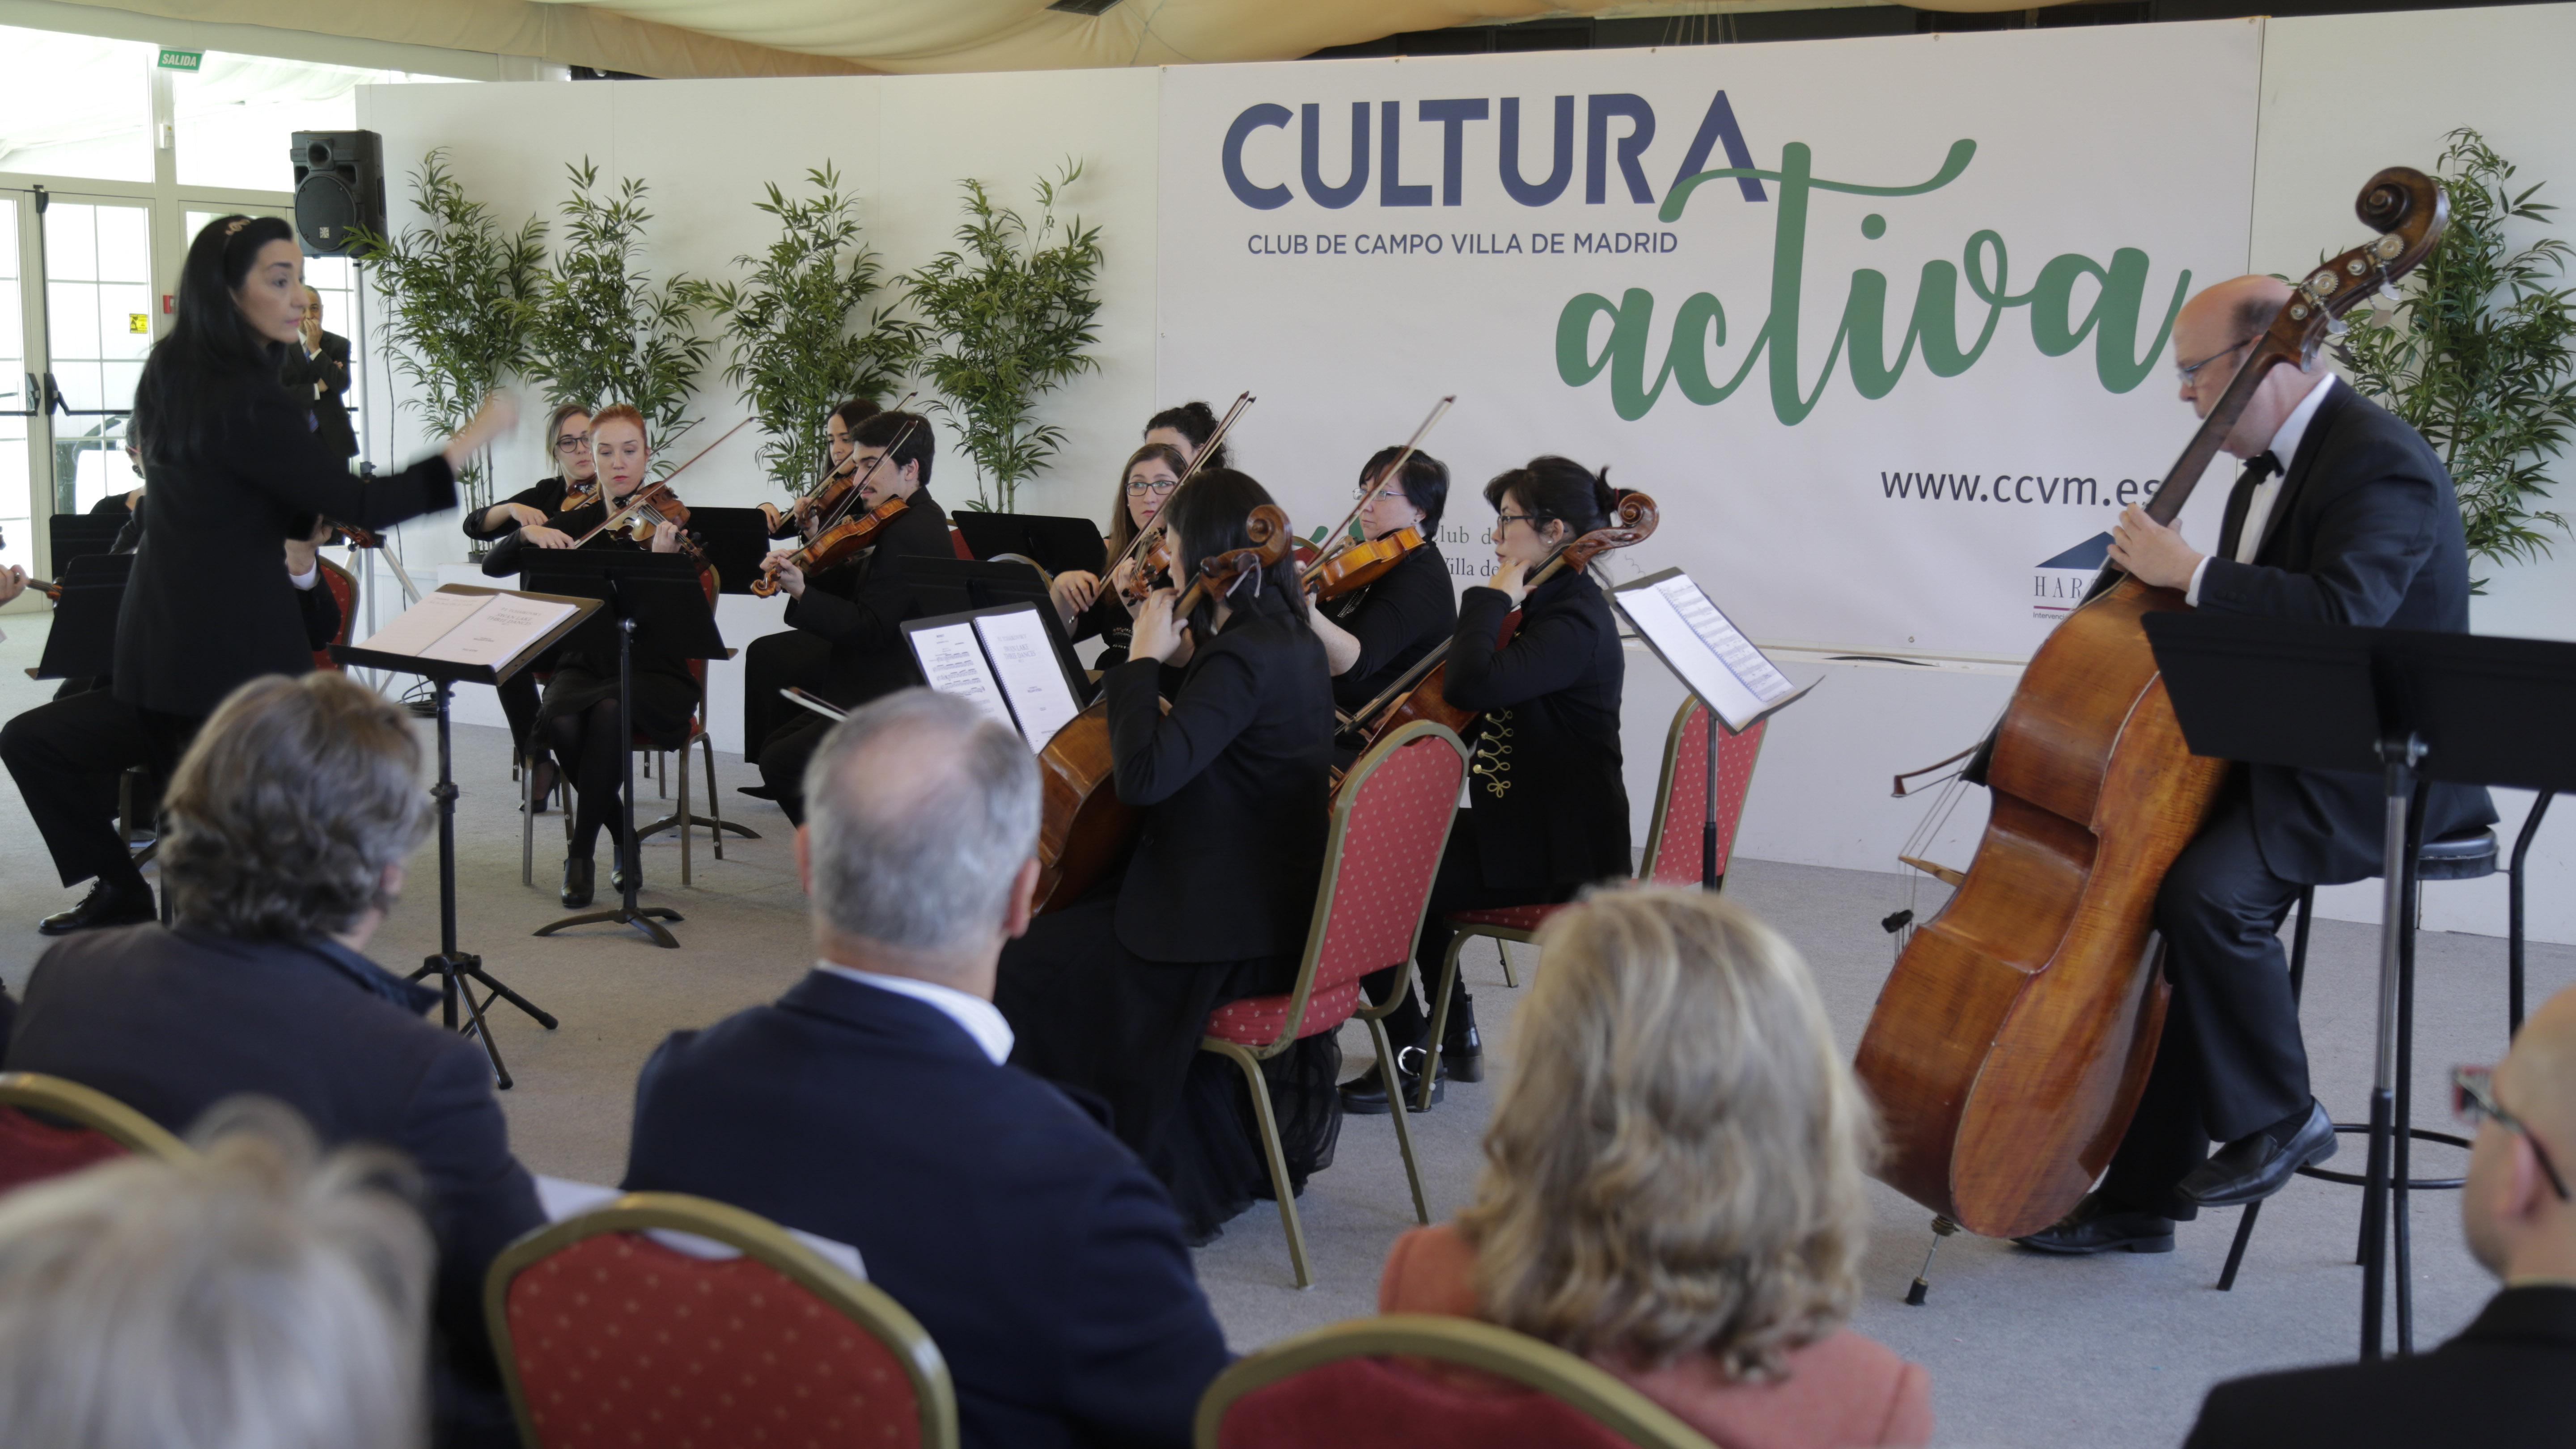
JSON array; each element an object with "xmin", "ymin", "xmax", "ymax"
[{"xmin": 290, "ymin": 130, "xmax": 385, "ymax": 257}]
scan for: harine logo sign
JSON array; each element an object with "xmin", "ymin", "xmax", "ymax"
[{"xmin": 1157, "ymin": 21, "xmax": 2259, "ymax": 660}]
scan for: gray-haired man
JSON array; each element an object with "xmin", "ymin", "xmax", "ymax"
[{"xmin": 621, "ymin": 688, "xmax": 1232, "ymax": 1449}]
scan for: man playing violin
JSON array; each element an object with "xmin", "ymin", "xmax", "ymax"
[
  {"xmin": 2017, "ymin": 274, "xmax": 2496, "ymax": 1255},
  {"xmin": 743, "ymin": 399, "xmax": 882, "ymax": 757},
  {"xmin": 1309, "ymin": 447, "xmax": 1457, "ymax": 722},
  {"xmin": 758, "ymin": 398, "xmax": 879, "ymax": 543},
  {"xmin": 745, "ymin": 409, "xmax": 950, "ymax": 825}
]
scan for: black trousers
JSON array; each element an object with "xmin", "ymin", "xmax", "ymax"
[
  {"xmin": 2101, "ymin": 788, "xmax": 2313, "ymax": 1220},
  {"xmin": 1362, "ymin": 820, "xmax": 1580, "ymax": 1051},
  {"xmin": 1, "ymin": 690, "xmax": 156, "ymax": 892},
  {"xmin": 755, "ymin": 712, "xmax": 832, "ymax": 826},
  {"xmin": 742, "ymin": 630, "xmax": 835, "ymax": 759}
]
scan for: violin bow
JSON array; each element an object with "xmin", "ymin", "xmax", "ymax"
[
  {"xmin": 1104, "ymin": 391, "xmax": 1254, "ymax": 585},
  {"xmin": 571, "ymin": 415, "xmax": 756, "ymax": 547},
  {"xmin": 1299, "ymin": 394, "xmax": 1455, "ymax": 588},
  {"xmin": 795, "ymin": 391, "xmax": 918, "ymax": 541},
  {"xmin": 809, "ymin": 411, "xmax": 928, "ymax": 538}
]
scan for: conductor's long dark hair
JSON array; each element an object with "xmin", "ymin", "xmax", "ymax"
[
  {"xmin": 1164, "ymin": 467, "xmax": 1305, "ymax": 634},
  {"xmin": 131, "ymin": 214, "xmax": 299, "ymax": 472}
]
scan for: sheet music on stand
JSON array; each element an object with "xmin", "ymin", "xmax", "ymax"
[
  {"xmin": 350, "ymin": 584, "xmax": 584, "ymax": 681},
  {"xmin": 902, "ymin": 602, "xmax": 1086, "ymax": 752},
  {"xmin": 1611, "ymin": 567, "xmax": 1815, "ymax": 733}
]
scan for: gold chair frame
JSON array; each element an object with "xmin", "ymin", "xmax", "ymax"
[
  {"xmin": 0, "ymin": 1072, "xmax": 192, "ymax": 1161},
  {"xmin": 1203, "ymin": 720, "xmax": 1468, "ymax": 1289},
  {"xmin": 1192, "ymin": 1313, "xmax": 1717, "ymax": 1449},
  {"xmin": 486, "ymin": 1190, "xmax": 958, "ymax": 1449}
]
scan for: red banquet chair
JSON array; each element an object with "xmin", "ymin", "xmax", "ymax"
[
  {"xmin": 1199, "ymin": 720, "xmax": 1469, "ymax": 1288},
  {"xmin": 1195, "ymin": 1314, "xmax": 1716, "ymax": 1449},
  {"xmin": 1416, "ymin": 699, "xmax": 1766, "ymax": 1109},
  {"xmin": 309, "ymin": 556, "xmax": 359, "ymax": 672},
  {"xmin": 487, "ymin": 1191, "xmax": 958, "ymax": 1449},
  {"xmin": 0, "ymin": 1072, "xmax": 193, "ymax": 1198}
]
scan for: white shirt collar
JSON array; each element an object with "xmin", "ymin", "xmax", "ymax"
[
  {"xmin": 2262, "ymin": 371, "xmax": 2335, "ymax": 474},
  {"xmin": 814, "ymin": 962, "xmax": 1013, "ymax": 1065}
]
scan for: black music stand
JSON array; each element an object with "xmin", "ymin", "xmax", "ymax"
[
  {"xmin": 521, "ymin": 551, "xmax": 729, "ymax": 949},
  {"xmin": 891, "ymin": 557, "xmax": 1092, "ymax": 701},
  {"xmin": 684, "ymin": 507, "xmax": 774, "ymax": 594},
  {"xmin": 48, "ymin": 513, "xmax": 126, "ymax": 572},
  {"xmin": 335, "ymin": 588, "xmax": 597, "ymax": 1089},
  {"xmin": 950, "ymin": 511, "xmax": 1106, "ymax": 577},
  {"xmin": 2145, "ymin": 613, "xmax": 2576, "ymax": 1361},
  {"xmin": 28, "ymin": 553, "xmax": 129, "ymax": 682}
]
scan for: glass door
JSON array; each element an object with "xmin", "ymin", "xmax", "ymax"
[
  {"xmin": 39, "ymin": 194, "xmax": 150, "ymax": 518},
  {"xmin": 0, "ymin": 198, "xmax": 31, "ymax": 582}
]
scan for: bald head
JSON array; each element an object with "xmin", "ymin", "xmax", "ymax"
[
  {"xmin": 2463, "ymin": 982, "xmax": 2576, "ymax": 1284},
  {"xmin": 2501, "ymin": 986, "xmax": 2576, "ymax": 1156},
  {"xmin": 2173, "ymin": 275, "xmax": 2327, "ymax": 457}
]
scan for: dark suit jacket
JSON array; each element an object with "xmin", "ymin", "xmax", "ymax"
[
  {"xmin": 1105, "ymin": 595, "xmax": 1335, "ymax": 962},
  {"xmin": 621, "ymin": 970, "xmax": 1233, "ymax": 1449},
  {"xmin": 1447, "ymin": 568, "xmax": 1630, "ymax": 891},
  {"xmin": 279, "ymin": 331, "xmax": 356, "ymax": 458},
  {"xmin": 781, "ymin": 486, "xmax": 953, "ymax": 708},
  {"xmin": 2184, "ymin": 1284, "xmax": 2576, "ymax": 1448},
  {"xmin": 2199, "ymin": 382, "xmax": 2496, "ymax": 883},
  {"xmin": 4, "ymin": 924, "xmax": 542, "ymax": 1437},
  {"xmin": 115, "ymin": 377, "xmax": 453, "ymax": 717},
  {"xmin": 1322, "ymin": 538, "xmax": 1457, "ymax": 712}
]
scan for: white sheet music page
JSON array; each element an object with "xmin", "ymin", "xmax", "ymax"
[
  {"xmin": 908, "ymin": 622, "xmax": 1022, "ymax": 737},
  {"xmin": 420, "ymin": 595, "xmax": 578, "ymax": 669},
  {"xmin": 974, "ymin": 607, "xmax": 1081, "ymax": 751},
  {"xmin": 1614, "ymin": 570, "xmax": 1798, "ymax": 733},
  {"xmin": 355, "ymin": 588, "xmax": 490, "ymax": 658}
]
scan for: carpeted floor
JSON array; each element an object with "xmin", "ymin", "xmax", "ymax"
[{"xmin": 0, "ymin": 615, "xmax": 2563, "ymax": 1449}]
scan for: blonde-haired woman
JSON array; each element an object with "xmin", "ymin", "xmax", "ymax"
[{"xmin": 1378, "ymin": 888, "xmax": 1931, "ymax": 1449}]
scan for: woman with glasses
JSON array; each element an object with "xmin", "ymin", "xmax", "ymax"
[
  {"xmin": 1344, "ymin": 457, "xmax": 1631, "ymax": 1115},
  {"xmin": 1309, "ymin": 446, "xmax": 1457, "ymax": 718},
  {"xmin": 1045, "ymin": 442, "xmax": 1186, "ymax": 668},
  {"xmin": 462, "ymin": 402, "xmax": 594, "ymax": 799}
]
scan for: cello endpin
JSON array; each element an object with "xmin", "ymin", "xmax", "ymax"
[{"xmin": 1904, "ymin": 1216, "xmax": 1961, "ymax": 1306}]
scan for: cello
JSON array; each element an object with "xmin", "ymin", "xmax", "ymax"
[
  {"xmin": 1031, "ymin": 503, "xmax": 1293, "ymax": 913},
  {"xmin": 1852, "ymin": 167, "xmax": 2448, "ymax": 1243}
]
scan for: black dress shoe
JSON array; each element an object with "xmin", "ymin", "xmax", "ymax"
[
  {"xmin": 2183, "ymin": 1098, "xmax": 2337, "ymax": 1208},
  {"xmin": 38, "ymin": 882, "xmax": 157, "ymax": 936},
  {"xmin": 1440, "ymin": 999, "xmax": 1484, "ymax": 1084},
  {"xmin": 735, "ymin": 784, "xmax": 778, "ymax": 801},
  {"xmin": 1339, "ymin": 1047, "xmax": 1445, "ymax": 1115},
  {"xmin": 2012, "ymin": 1191, "xmax": 2177, "ymax": 1255},
  {"xmin": 560, "ymin": 855, "xmax": 594, "ymax": 909},
  {"xmin": 611, "ymin": 855, "xmax": 643, "ymax": 896}
]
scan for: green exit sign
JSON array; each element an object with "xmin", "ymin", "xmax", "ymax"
[{"xmin": 156, "ymin": 48, "xmax": 202, "ymax": 71}]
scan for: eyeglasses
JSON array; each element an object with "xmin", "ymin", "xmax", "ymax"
[
  {"xmin": 1125, "ymin": 477, "xmax": 1179, "ymax": 497},
  {"xmin": 1360, "ymin": 485, "xmax": 1411, "ymax": 505},
  {"xmin": 2454, "ymin": 1064, "xmax": 2572, "ymax": 1200},
  {"xmin": 1493, "ymin": 510, "xmax": 1541, "ymax": 530},
  {"xmin": 2175, "ymin": 335, "xmax": 2258, "ymax": 386},
  {"xmin": 554, "ymin": 434, "xmax": 591, "ymax": 453}
]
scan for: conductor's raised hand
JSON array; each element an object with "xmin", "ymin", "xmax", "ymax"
[
  {"xmin": 441, "ymin": 392, "xmax": 521, "ymax": 472},
  {"xmin": 762, "ymin": 548, "xmax": 807, "ymax": 599}
]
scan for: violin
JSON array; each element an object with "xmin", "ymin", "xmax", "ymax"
[
  {"xmin": 1851, "ymin": 167, "xmax": 2447, "ymax": 1242},
  {"xmin": 1306, "ymin": 526, "xmax": 1424, "ymax": 601},
  {"xmin": 1106, "ymin": 393, "xmax": 1252, "ymax": 607},
  {"xmin": 750, "ymin": 492, "xmax": 908, "ymax": 597},
  {"xmin": 1032, "ymin": 504, "xmax": 1294, "ymax": 914}
]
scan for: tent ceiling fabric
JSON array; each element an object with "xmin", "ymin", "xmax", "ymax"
[{"xmin": 48, "ymin": 0, "xmax": 2075, "ymax": 78}]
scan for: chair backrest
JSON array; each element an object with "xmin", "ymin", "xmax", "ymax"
[
  {"xmin": 0, "ymin": 1072, "xmax": 193, "ymax": 1197},
  {"xmin": 1244, "ymin": 722, "xmax": 1466, "ymax": 1054},
  {"xmin": 947, "ymin": 525, "xmax": 974, "ymax": 561},
  {"xmin": 1636, "ymin": 700, "xmax": 1767, "ymax": 889},
  {"xmin": 311, "ymin": 557, "xmax": 360, "ymax": 671},
  {"xmin": 488, "ymin": 1191, "xmax": 958, "ymax": 1449},
  {"xmin": 1198, "ymin": 1314, "xmax": 1716, "ymax": 1449}
]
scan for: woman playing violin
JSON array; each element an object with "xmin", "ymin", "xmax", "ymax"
[
  {"xmin": 741, "ymin": 397, "xmax": 880, "ymax": 755},
  {"xmin": 744, "ymin": 408, "xmax": 950, "ymax": 824},
  {"xmin": 1343, "ymin": 458, "xmax": 1632, "ymax": 1115},
  {"xmin": 1044, "ymin": 441, "xmax": 1186, "ymax": 667},
  {"xmin": 1144, "ymin": 399, "xmax": 1229, "ymax": 471},
  {"xmin": 463, "ymin": 401, "xmax": 593, "ymax": 791},
  {"xmin": 996, "ymin": 468, "xmax": 1341, "ymax": 1245},
  {"xmin": 1310, "ymin": 446, "xmax": 1457, "ymax": 719}
]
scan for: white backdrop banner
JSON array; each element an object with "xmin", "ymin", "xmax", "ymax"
[{"xmin": 1157, "ymin": 20, "xmax": 2266, "ymax": 660}]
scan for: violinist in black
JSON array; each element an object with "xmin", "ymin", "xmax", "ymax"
[
  {"xmin": 741, "ymin": 398, "xmax": 879, "ymax": 757},
  {"xmin": 1044, "ymin": 441, "xmax": 1186, "ymax": 669},
  {"xmin": 1343, "ymin": 458, "xmax": 1631, "ymax": 1115},
  {"xmin": 462, "ymin": 402, "xmax": 595, "ymax": 788},
  {"xmin": 1309, "ymin": 446, "xmax": 1457, "ymax": 720},
  {"xmin": 996, "ymin": 469, "xmax": 1341, "ymax": 1245},
  {"xmin": 748, "ymin": 409, "xmax": 950, "ymax": 825},
  {"xmin": 482, "ymin": 405, "xmax": 701, "ymax": 908}
]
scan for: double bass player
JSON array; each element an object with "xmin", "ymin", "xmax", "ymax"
[{"xmin": 2017, "ymin": 274, "xmax": 2496, "ymax": 1254}]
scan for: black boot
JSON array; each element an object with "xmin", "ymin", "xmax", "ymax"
[
  {"xmin": 560, "ymin": 854, "xmax": 594, "ymax": 909},
  {"xmin": 39, "ymin": 880, "xmax": 157, "ymax": 936},
  {"xmin": 611, "ymin": 850, "xmax": 643, "ymax": 897},
  {"xmin": 1339, "ymin": 1046, "xmax": 1446, "ymax": 1115},
  {"xmin": 1441, "ymin": 995, "xmax": 1484, "ymax": 1083}
]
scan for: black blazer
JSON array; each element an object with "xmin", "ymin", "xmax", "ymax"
[
  {"xmin": 780, "ymin": 487, "xmax": 953, "ymax": 707},
  {"xmin": 114, "ymin": 384, "xmax": 454, "ymax": 717},
  {"xmin": 2183, "ymin": 1285, "xmax": 2576, "ymax": 1449},
  {"xmin": 1322, "ymin": 538, "xmax": 1457, "ymax": 712},
  {"xmin": 1447, "ymin": 569, "xmax": 1630, "ymax": 892},
  {"xmin": 1106, "ymin": 598, "xmax": 1335, "ymax": 962},
  {"xmin": 622, "ymin": 970, "xmax": 1233, "ymax": 1449},
  {"xmin": 460, "ymin": 475, "xmax": 575, "ymax": 542},
  {"xmin": 2199, "ymin": 382, "xmax": 2496, "ymax": 883},
  {"xmin": 5, "ymin": 924, "xmax": 542, "ymax": 1436},
  {"xmin": 1067, "ymin": 587, "xmax": 1135, "ymax": 669},
  {"xmin": 278, "ymin": 330, "xmax": 355, "ymax": 458}
]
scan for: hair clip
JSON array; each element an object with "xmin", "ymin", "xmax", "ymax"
[{"xmin": 223, "ymin": 218, "xmax": 250, "ymax": 236}]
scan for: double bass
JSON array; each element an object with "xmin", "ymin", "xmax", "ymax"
[
  {"xmin": 1031, "ymin": 503, "xmax": 1294, "ymax": 913},
  {"xmin": 1852, "ymin": 168, "xmax": 2448, "ymax": 1241}
]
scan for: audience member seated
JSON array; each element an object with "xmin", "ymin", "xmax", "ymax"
[
  {"xmin": 621, "ymin": 687, "xmax": 1233, "ymax": 1449},
  {"xmin": 0, "ymin": 1097, "xmax": 435, "ymax": 1449},
  {"xmin": 3, "ymin": 672, "xmax": 543, "ymax": 1449},
  {"xmin": 2183, "ymin": 980, "xmax": 2576, "ymax": 1448},
  {"xmin": 1378, "ymin": 888, "xmax": 1932, "ymax": 1449}
]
